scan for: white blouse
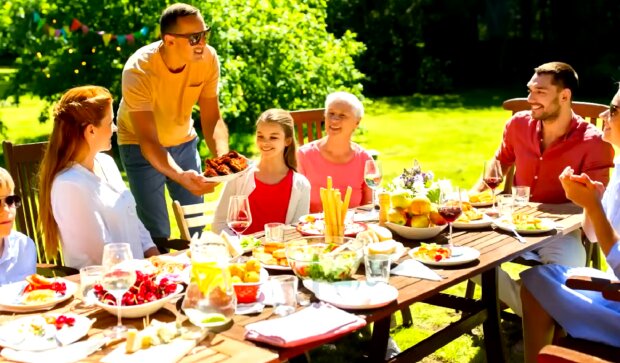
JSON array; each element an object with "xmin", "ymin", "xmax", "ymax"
[{"xmin": 51, "ymin": 153, "xmax": 155, "ymax": 269}]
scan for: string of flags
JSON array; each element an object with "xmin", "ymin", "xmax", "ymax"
[{"xmin": 33, "ymin": 11, "xmax": 160, "ymax": 46}]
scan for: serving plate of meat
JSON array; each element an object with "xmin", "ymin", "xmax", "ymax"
[{"xmin": 203, "ymin": 151, "xmax": 252, "ymax": 182}]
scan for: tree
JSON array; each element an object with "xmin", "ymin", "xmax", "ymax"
[{"xmin": 1, "ymin": 0, "xmax": 365, "ymax": 148}]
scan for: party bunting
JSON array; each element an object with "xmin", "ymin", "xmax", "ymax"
[{"xmin": 33, "ymin": 11, "xmax": 153, "ymax": 46}]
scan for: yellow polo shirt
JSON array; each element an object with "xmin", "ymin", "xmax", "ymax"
[{"xmin": 117, "ymin": 41, "xmax": 220, "ymax": 147}]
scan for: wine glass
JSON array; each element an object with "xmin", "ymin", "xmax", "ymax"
[
  {"xmin": 100, "ymin": 243, "xmax": 136, "ymax": 339},
  {"xmin": 364, "ymin": 160, "xmax": 383, "ymax": 210},
  {"xmin": 227, "ymin": 195, "xmax": 252, "ymax": 238},
  {"xmin": 438, "ymin": 187, "xmax": 464, "ymax": 252},
  {"xmin": 483, "ymin": 159, "xmax": 503, "ymax": 215}
]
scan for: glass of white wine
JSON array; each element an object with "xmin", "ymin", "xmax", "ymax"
[
  {"xmin": 101, "ymin": 243, "xmax": 136, "ymax": 339},
  {"xmin": 364, "ymin": 159, "xmax": 383, "ymax": 210}
]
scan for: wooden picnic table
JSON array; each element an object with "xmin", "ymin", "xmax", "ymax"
[{"xmin": 0, "ymin": 202, "xmax": 582, "ymax": 363}]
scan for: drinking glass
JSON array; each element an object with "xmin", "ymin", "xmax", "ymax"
[
  {"xmin": 101, "ymin": 243, "xmax": 136, "ymax": 339},
  {"xmin": 79, "ymin": 265, "xmax": 104, "ymax": 305},
  {"xmin": 512, "ymin": 186, "xmax": 530, "ymax": 207},
  {"xmin": 483, "ymin": 159, "xmax": 503, "ymax": 214},
  {"xmin": 227, "ymin": 195, "xmax": 252, "ymax": 238},
  {"xmin": 438, "ymin": 187, "xmax": 464, "ymax": 250},
  {"xmin": 364, "ymin": 254, "xmax": 391, "ymax": 284},
  {"xmin": 364, "ymin": 160, "xmax": 383, "ymax": 210}
]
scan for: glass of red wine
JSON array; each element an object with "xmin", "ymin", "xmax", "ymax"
[
  {"xmin": 483, "ymin": 159, "xmax": 503, "ymax": 215},
  {"xmin": 227, "ymin": 195, "xmax": 252, "ymax": 239},
  {"xmin": 438, "ymin": 187, "xmax": 464, "ymax": 251}
]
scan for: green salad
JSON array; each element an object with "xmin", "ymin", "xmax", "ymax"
[
  {"xmin": 289, "ymin": 247, "xmax": 361, "ymax": 282},
  {"xmin": 240, "ymin": 236, "xmax": 261, "ymax": 250}
]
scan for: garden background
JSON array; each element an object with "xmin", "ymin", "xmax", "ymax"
[{"xmin": 1, "ymin": 1, "xmax": 619, "ymax": 362}]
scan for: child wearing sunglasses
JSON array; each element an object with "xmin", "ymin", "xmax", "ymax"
[
  {"xmin": 0, "ymin": 167, "xmax": 36, "ymax": 286},
  {"xmin": 212, "ymin": 109, "xmax": 310, "ymax": 235}
]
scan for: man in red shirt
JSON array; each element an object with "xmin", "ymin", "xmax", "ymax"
[{"xmin": 473, "ymin": 62, "xmax": 615, "ymax": 316}]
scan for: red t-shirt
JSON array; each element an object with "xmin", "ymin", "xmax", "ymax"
[
  {"xmin": 244, "ymin": 169, "xmax": 294, "ymax": 234},
  {"xmin": 495, "ymin": 111, "xmax": 614, "ymax": 203}
]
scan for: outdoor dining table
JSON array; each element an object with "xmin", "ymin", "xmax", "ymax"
[{"xmin": 0, "ymin": 202, "xmax": 583, "ymax": 363}]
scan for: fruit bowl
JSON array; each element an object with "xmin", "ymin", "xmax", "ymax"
[
  {"xmin": 285, "ymin": 236, "xmax": 363, "ymax": 282},
  {"xmin": 89, "ymin": 284, "xmax": 184, "ymax": 318},
  {"xmin": 232, "ymin": 268, "xmax": 269, "ymax": 304},
  {"xmin": 385, "ymin": 222, "xmax": 448, "ymax": 240}
]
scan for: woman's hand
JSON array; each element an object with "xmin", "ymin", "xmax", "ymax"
[{"xmin": 559, "ymin": 166, "xmax": 604, "ymax": 210}]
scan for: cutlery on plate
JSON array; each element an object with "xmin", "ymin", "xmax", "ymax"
[{"xmin": 508, "ymin": 226, "xmax": 527, "ymax": 244}]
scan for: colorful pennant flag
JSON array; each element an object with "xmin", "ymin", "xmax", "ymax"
[{"xmin": 33, "ymin": 11, "xmax": 152, "ymax": 46}]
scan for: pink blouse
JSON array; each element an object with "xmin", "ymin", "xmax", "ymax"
[{"xmin": 297, "ymin": 141, "xmax": 373, "ymax": 213}]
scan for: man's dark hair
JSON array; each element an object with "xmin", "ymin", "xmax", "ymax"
[
  {"xmin": 160, "ymin": 3, "xmax": 201, "ymax": 36},
  {"xmin": 534, "ymin": 62, "xmax": 579, "ymax": 100}
]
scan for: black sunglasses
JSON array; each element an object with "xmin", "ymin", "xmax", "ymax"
[
  {"xmin": 610, "ymin": 103, "xmax": 619, "ymax": 118},
  {"xmin": 0, "ymin": 195, "xmax": 21, "ymax": 208},
  {"xmin": 167, "ymin": 27, "xmax": 211, "ymax": 46}
]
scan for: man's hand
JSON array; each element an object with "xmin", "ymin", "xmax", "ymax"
[
  {"xmin": 178, "ymin": 170, "xmax": 218, "ymax": 196},
  {"xmin": 559, "ymin": 166, "xmax": 604, "ymax": 210}
]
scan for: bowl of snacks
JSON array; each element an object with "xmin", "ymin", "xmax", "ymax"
[
  {"xmin": 228, "ymin": 258, "xmax": 269, "ymax": 304},
  {"xmin": 285, "ymin": 236, "xmax": 364, "ymax": 282},
  {"xmin": 90, "ymin": 271, "xmax": 183, "ymax": 318}
]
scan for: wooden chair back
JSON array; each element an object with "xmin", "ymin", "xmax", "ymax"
[
  {"xmin": 2, "ymin": 140, "xmax": 78, "ymax": 276},
  {"xmin": 172, "ymin": 200, "xmax": 210, "ymax": 242},
  {"xmin": 289, "ymin": 108, "xmax": 325, "ymax": 146}
]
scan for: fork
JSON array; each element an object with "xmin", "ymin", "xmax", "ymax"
[{"xmin": 508, "ymin": 226, "xmax": 527, "ymax": 244}]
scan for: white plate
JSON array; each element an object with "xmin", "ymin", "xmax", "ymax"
[
  {"xmin": 203, "ymin": 159, "xmax": 253, "ymax": 183},
  {"xmin": 494, "ymin": 218, "xmax": 556, "ymax": 235},
  {"xmin": 0, "ymin": 314, "xmax": 94, "ymax": 351},
  {"xmin": 408, "ymin": 246, "xmax": 480, "ymax": 266},
  {"xmin": 90, "ymin": 284, "xmax": 183, "ymax": 318},
  {"xmin": 385, "ymin": 222, "xmax": 447, "ymax": 240},
  {"xmin": 0, "ymin": 279, "xmax": 77, "ymax": 313},
  {"xmin": 364, "ymin": 241, "xmax": 406, "ymax": 262},
  {"xmin": 302, "ymin": 280, "xmax": 398, "ymax": 310},
  {"xmin": 452, "ymin": 213, "xmax": 494, "ymax": 229}
]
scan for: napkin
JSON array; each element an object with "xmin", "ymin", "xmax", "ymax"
[
  {"xmin": 391, "ymin": 259, "xmax": 442, "ymax": 281},
  {"xmin": 1, "ymin": 338, "xmax": 106, "ymax": 363},
  {"xmin": 245, "ymin": 302, "xmax": 366, "ymax": 347}
]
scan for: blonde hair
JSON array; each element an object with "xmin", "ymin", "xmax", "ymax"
[
  {"xmin": 39, "ymin": 85, "xmax": 113, "ymax": 259},
  {"xmin": 0, "ymin": 167, "xmax": 15, "ymax": 192},
  {"xmin": 255, "ymin": 109, "xmax": 298, "ymax": 171}
]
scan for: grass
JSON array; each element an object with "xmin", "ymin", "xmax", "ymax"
[{"xmin": 1, "ymin": 83, "xmax": 528, "ymax": 362}]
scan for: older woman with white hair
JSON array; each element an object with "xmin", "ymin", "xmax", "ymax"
[{"xmin": 297, "ymin": 91, "xmax": 373, "ymax": 213}]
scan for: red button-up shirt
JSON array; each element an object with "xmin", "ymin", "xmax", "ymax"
[{"xmin": 495, "ymin": 111, "xmax": 615, "ymax": 203}]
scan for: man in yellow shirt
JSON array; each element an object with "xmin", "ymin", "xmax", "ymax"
[{"xmin": 117, "ymin": 3, "xmax": 228, "ymax": 250}]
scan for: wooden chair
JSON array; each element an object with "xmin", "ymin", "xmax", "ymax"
[
  {"xmin": 171, "ymin": 200, "xmax": 209, "ymax": 247},
  {"xmin": 464, "ymin": 99, "xmax": 606, "ymax": 300},
  {"xmin": 2, "ymin": 140, "xmax": 78, "ymax": 277},
  {"xmin": 289, "ymin": 108, "xmax": 325, "ymax": 146},
  {"xmin": 536, "ymin": 275, "xmax": 620, "ymax": 363}
]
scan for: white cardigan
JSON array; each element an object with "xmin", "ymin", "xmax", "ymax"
[{"xmin": 211, "ymin": 165, "xmax": 311, "ymax": 234}]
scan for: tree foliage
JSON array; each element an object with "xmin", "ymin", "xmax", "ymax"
[
  {"xmin": 0, "ymin": 0, "xmax": 364, "ymax": 142},
  {"xmin": 327, "ymin": 0, "xmax": 620, "ymax": 97}
]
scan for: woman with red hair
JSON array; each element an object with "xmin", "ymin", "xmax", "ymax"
[{"xmin": 39, "ymin": 85, "xmax": 158, "ymax": 269}]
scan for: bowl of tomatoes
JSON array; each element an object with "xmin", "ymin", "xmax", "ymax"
[{"xmin": 90, "ymin": 271, "xmax": 183, "ymax": 318}]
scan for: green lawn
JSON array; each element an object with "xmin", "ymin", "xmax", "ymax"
[{"xmin": 1, "ymin": 86, "xmax": 526, "ymax": 362}]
